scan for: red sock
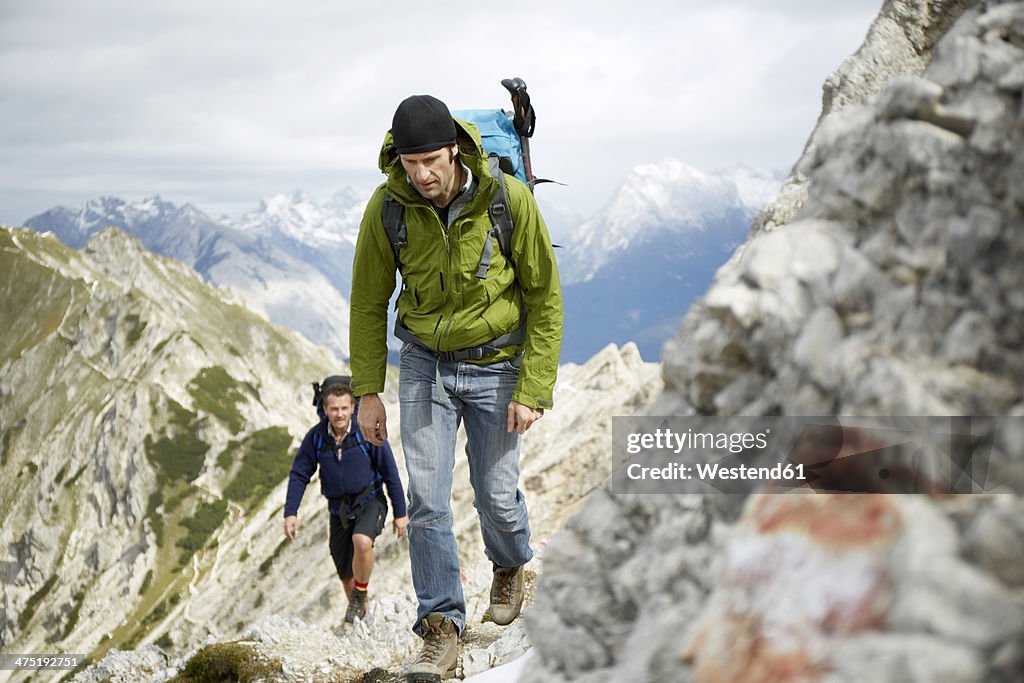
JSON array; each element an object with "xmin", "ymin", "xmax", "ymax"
[{"xmin": 354, "ymin": 580, "xmax": 369, "ymax": 592}]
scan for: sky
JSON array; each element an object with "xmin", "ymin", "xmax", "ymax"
[{"xmin": 0, "ymin": 1, "xmax": 882, "ymax": 226}]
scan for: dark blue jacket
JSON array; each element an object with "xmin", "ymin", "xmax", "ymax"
[{"xmin": 284, "ymin": 418, "xmax": 406, "ymax": 519}]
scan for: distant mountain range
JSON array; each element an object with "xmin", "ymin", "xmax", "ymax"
[
  {"xmin": 22, "ymin": 160, "xmax": 781, "ymax": 363},
  {"xmin": 559, "ymin": 160, "xmax": 782, "ymax": 361},
  {"xmin": 231, "ymin": 188, "xmax": 364, "ymax": 297},
  {"xmin": 25, "ymin": 195, "xmax": 353, "ymax": 360}
]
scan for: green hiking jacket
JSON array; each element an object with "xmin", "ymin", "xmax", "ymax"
[{"xmin": 349, "ymin": 119, "xmax": 563, "ymax": 410}]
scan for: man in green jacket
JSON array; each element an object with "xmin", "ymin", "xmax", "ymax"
[{"xmin": 350, "ymin": 94, "xmax": 562, "ymax": 682}]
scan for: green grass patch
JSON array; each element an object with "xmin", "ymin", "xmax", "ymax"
[
  {"xmin": 1, "ymin": 427, "xmax": 14, "ymax": 467},
  {"xmin": 168, "ymin": 398, "xmax": 196, "ymax": 428},
  {"xmin": 153, "ymin": 335, "xmax": 173, "ymax": 356},
  {"xmin": 64, "ymin": 465, "xmax": 87, "ymax": 488},
  {"xmin": 60, "ymin": 589, "xmax": 86, "ymax": 641},
  {"xmin": 18, "ymin": 574, "xmax": 58, "ymax": 631},
  {"xmin": 139, "ymin": 570, "xmax": 154, "ymax": 596},
  {"xmin": 56, "ymin": 657, "xmax": 92, "ymax": 683},
  {"xmin": 125, "ymin": 313, "xmax": 147, "ymax": 345},
  {"xmin": 141, "ymin": 599, "xmax": 170, "ymax": 629},
  {"xmin": 121, "ymin": 630, "xmax": 142, "ymax": 651},
  {"xmin": 165, "ymin": 486, "xmax": 191, "ymax": 514},
  {"xmin": 259, "ymin": 540, "xmax": 288, "ymax": 577},
  {"xmin": 188, "ymin": 366, "xmax": 246, "ymax": 434},
  {"xmin": 0, "ymin": 244, "xmax": 75, "ymax": 363},
  {"xmin": 146, "ymin": 491, "xmax": 165, "ymax": 547},
  {"xmin": 242, "ymin": 381, "xmax": 260, "ymax": 401},
  {"xmin": 145, "ymin": 400, "xmax": 208, "ymax": 485},
  {"xmin": 223, "ymin": 427, "xmax": 292, "ymax": 508},
  {"xmin": 177, "ymin": 498, "xmax": 229, "ymax": 566},
  {"xmin": 173, "ymin": 642, "xmax": 280, "ymax": 683},
  {"xmin": 217, "ymin": 439, "xmax": 239, "ymax": 470}
]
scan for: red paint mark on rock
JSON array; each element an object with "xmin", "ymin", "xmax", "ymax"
[
  {"xmin": 682, "ymin": 495, "xmax": 903, "ymax": 682},
  {"xmin": 751, "ymin": 494, "xmax": 901, "ymax": 547}
]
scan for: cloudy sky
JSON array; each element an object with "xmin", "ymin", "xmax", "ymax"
[{"xmin": 0, "ymin": 1, "xmax": 881, "ymax": 225}]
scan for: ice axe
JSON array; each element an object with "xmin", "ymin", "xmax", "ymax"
[
  {"xmin": 501, "ymin": 77, "xmax": 537, "ymax": 186},
  {"xmin": 501, "ymin": 77, "xmax": 562, "ymax": 193}
]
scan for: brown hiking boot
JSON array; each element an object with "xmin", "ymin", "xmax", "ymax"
[
  {"xmin": 344, "ymin": 589, "xmax": 367, "ymax": 624},
  {"xmin": 405, "ymin": 613, "xmax": 458, "ymax": 682},
  {"xmin": 489, "ymin": 564, "xmax": 524, "ymax": 625}
]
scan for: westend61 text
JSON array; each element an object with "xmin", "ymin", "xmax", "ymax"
[{"xmin": 626, "ymin": 461, "xmax": 806, "ymax": 481}]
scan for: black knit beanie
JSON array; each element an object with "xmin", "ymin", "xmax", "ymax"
[{"xmin": 391, "ymin": 95, "xmax": 457, "ymax": 154}]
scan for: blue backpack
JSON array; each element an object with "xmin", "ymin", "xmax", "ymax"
[{"xmin": 451, "ymin": 108, "xmax": 528, "ymax": 184}]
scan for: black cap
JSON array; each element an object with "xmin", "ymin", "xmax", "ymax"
[{"xmin": 391, "ymin": 95, "xmax": 457, "ymax": 154}]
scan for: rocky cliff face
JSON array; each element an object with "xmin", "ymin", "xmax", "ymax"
[
  {"xmin": 751, "ymin": 0, "xmax": 977, "ymax": 235},
  {"xmin": 523, "ymin": 1, "xmax": 1024, "ymax": 682},
  {"xmin": 0, "ymin": 226, "xmax": 339, "ymax": 678}
]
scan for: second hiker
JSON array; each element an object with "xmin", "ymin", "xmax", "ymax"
[{"xmin": 283, "ymin": 375, "xmax": 408, "ymax": 624}]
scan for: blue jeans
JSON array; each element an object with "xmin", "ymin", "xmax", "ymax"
[{"xmin": 399, "ymin": 342, "xmax": 533, "ymax": 635}]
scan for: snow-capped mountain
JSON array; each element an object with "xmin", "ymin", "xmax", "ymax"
[
  {"xmin": 229, "ymin": 189, "xmax": 365, "ymax": 297},
  {"xmin": 24, "ymin": 196, "xmax": 350, "ymax": 359},
  {"xmin": 233, "ymin": 188, "xmax": 364, "ymax": 249},
  {"xmin": 24, "ymin": 195, "xmax": 220, "ymax": 252},
  {"xmin": 561, "ymin": 160, "xmax": 783, "ymax": 285},
  {"xmin": 21, "ymin": 162, "xmax": 780, "ymax": 366},
  {"xmin": 558, "ymin": 159, "xmax": 783, "ymax": 362}
]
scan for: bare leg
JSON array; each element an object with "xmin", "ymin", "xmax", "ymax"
[{"xmin": 351, "ymin": 533, "xmax": 375, "ymax": 584}]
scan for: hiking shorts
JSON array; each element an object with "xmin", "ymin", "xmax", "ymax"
[{"xmin": 328, "ymin": 496, "xmax": 387, "ymax": 581}]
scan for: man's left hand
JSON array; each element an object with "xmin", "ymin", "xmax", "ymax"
[{"xmin": 507, "ymin": 401, "xmax": 543, "ymax": 434}]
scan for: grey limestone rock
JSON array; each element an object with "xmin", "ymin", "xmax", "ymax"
[
  {"xmin": 525, "ymin": 1, "xmax": 1024, "ymax": 681},
  {"xmin": 752, "ymin": 0, "xmax": 978, "ymax": 234}
]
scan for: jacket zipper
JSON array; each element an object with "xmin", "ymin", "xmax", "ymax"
[
  {"xmin": 439, "ymin": 216, "xmax": 477, "ymax": 348},
  {"xmin": 435, "ymin": 210, "xmax": 455, "ymax": 349}
]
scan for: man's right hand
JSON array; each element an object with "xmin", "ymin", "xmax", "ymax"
[
  {"xmin": 284, "ymin": 515, "xmax": 298, "ymax": 540},
  {"xmin": 358, "ymin": 393, "xmax": 388, "ymax": 446}
]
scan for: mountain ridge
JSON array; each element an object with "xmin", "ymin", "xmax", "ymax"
[
  {"xmin": 562, "ymin": 159, "xmax": 782, "ymax": 284},
  {"xmin": 24, "ymin": 197, "xmax": 351, "ymax": 359},
  {"xmin": 0, "ymin": 224, "xmax": 341, "ymax": 673},
  {"xmin": 23, "ymin": 158, "xmax": 780, "ymax": 365}
]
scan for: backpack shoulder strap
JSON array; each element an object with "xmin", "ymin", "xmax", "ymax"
[
  {"xmin": 475, "ymin": 154, "xmax": 515, "ymax": 279},
  {"xmin": 352, "ymin": 429, "xmax": 383, "ymax": 505},
  {"xmin": 351, "ymin": 427, "xmax": 372, "ymax": 459},
  {"xmin": 381, "ymin": 193, "xmax": 407, "ymax": 272}
]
